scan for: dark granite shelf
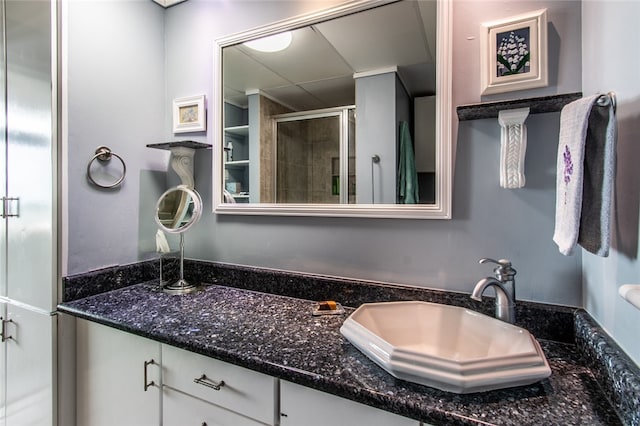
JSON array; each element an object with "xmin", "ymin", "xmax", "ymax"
[
  {"xmin": 456, "ymin": 92, "xmax": 582, "ymax": 121},
  {"xmin": 146, "ymin": 141, "xmax": 211, "ymax": 150}
]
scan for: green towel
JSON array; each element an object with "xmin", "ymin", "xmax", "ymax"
[{"xmin": 398, "ymin": 121, "xmax": 419, "ymax": 204}]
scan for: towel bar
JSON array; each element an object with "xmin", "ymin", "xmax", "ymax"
[{"xmin": 596, "ymin": 92, "xmax": 616, "ymax": 113}]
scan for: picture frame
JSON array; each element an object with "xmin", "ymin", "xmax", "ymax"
[
  {"xmin": 172, "ymin": 95, "xmax": 206, "ymax": 133},
  {"xmin": 480, "ymin": 9, "xmax": 548, "ymax": 96}
]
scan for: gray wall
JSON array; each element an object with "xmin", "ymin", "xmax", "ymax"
[
  {"xmin": 163, "ymin": 0, "xmax": 583, "ymax": 306},
  {"xmin": 65, "ymin": 0, "xmax": 167, "ymax": 275},
  {"xmin": 581, "ymin": 1, "xmax": 640, "ymax": 365},
  {"xmin": 66, "ymin": 0, "xmax": 585, "ymax": 308}
]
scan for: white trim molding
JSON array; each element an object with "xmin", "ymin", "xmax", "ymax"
[{"xmin": 212, "ymin": 0, "xmax": 453, "ymax": 219}]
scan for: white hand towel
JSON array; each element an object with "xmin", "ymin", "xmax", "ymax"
[
  {"xmin": 553, "ymin": 95, "xmax": 598, "ymax": 255},
  {"xmin": 156, "ymin": 229, "xmax": 171, "ymax": 253},
  {"xmin": 553, "ymin": 94, "xmax": 616, "ymax": 256}
]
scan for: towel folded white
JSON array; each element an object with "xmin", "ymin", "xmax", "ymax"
[
  {"xmin": 553, "ymin": 94, "xmax": 616, "ymax": 256},
  {"xmin": 156, "ymin": 229, "xmax": 170, "ymax": 253}
]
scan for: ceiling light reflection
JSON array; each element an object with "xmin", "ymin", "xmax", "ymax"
[{"xmin": 243, "ymin": 32, "xmax": 292, "ymax": 53}]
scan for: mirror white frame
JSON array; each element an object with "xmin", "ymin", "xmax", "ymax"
[
  {"xmin": 212, "ymin": 0, "xmax": 452, "ymax": 219},
  {"xmin": 155, "ymin": 185, "xmax": 203, "ymax": 234}
]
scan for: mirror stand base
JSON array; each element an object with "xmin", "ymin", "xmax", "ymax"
[{"xmin": 163, "ymin": 279, "xmax": 199, "ymax": 295}]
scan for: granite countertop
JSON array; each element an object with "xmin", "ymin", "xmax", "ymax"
[{"xmin": 58, "ymin": 280, "xmax": 622, "ymax": 426}]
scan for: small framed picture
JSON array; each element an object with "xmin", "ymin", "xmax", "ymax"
[
  {"xmin": 480, "ymin": 9, "xmax": 548, "ymax": 95},
  {"xmin": 172, "ymin": 95, "xmax": 206, "ymax": 133}
]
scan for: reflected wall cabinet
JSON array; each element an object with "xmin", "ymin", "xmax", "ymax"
[{"xmin": 224, "ymin": 102, "xmax": 251, "ymax": 203}]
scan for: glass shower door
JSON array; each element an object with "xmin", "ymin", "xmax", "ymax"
[{"xmin": 274, "ymin": 107, "xmax": 354, "ymax": 204}]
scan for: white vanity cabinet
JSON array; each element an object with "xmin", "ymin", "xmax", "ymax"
[
  {"xmin": 162, "ymin": 344, "xmax": 276, "ymax": 425},
  {"xmin": 0, "ymin": 302, "xmax": 56, "ymax": 426},
  {"xmin": 279, "ymin": 381, "xmax": 420, "ymax": 426},
  {"xmin": 75, "ymin": 319, "xmax": 162, "ymax": 426},
  {"xmin": 74, "ymin": 320, "xmax": 426, "ymax": 426},
  {"xmin": 163, "ymin": 386, "xmax": 267, "ymax": 426}
]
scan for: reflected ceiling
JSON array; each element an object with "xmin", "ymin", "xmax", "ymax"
[{"xmin": 223, "ymin": 0, "xmax": 437, "ymax": 111}]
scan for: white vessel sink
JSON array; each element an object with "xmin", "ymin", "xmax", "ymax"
[{"xmin": 340, "ymin": 301, "xmax": 551, "ymax": 394}]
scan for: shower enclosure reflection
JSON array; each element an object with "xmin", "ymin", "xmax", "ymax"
[{"xmin": 274, "ymin": 107, "xmax": 355, "ymax": 204}]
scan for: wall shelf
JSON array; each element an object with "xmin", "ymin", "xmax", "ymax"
[
  {"xmin": 225, "ymin": 160, "xmax": 250, "ymax": 166},
  {"xmin": 146, "ymin": 141, "xmax": 211, "ymax": 151},
  {"xmin": 456, "ymin": 92, "xmax": 582, "ymax": 121},
  {"xmin": 224, "ymin": 125, "xmax": 249, "ymax": 137},
  {"xmin": 147, "ymin": 141, "xmax": 211, "ymax": 188}
]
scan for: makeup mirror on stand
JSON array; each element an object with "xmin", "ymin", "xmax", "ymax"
[{"xmin": 155, "ymin": 184, "xmax": 203, "ymax": 294}]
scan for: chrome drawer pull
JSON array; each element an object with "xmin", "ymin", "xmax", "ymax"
[
  {"xmin": 193, "ymin": 374, "xmax": 225, "ymax": 391},
  {"xmin": 0, "ymin": 318, "xmax": 13, "ymax": 342}
]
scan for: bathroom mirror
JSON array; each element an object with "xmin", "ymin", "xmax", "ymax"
[
  {"xmin": 213, "ymin": 0, "xmax": 452, "ymax": 219},
  {"xmin": 156, "ymin": 185, "xmax": 203, "ymax": 233},
  {"xmin": 155, "ymin": 185, "xmax": 203, "ymax": 294}
]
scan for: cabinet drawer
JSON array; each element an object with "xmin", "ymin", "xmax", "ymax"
[
  {"xmin": 280, "ymin": 381, "xmax": 419, "ymax": 426},
  {"xmin": 162, "ymin": 344, "xmax": 275, "ymax": 425},
  {"xmin": 163, "ymin": 386, "xmax": 266, "ymax": 426}
]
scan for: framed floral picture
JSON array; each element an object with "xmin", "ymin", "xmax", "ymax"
[
  {"xmin": 173, "ymin": 95, "xmax": 206, "ymax": 133},
  {"xmin": 480, "ymin": 9, "xmax": 548, "ymax": 95}
]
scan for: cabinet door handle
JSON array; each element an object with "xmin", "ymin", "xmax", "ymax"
[
  {"xmin": 1, "ymin": 197, "xmax": 19, "ymax": 218},
  {"xmin": 0, "ymin": 317, "xmax": 13, "ymax": 342},
  {"xmin": 193, "ymin": 374, "xmax": 225, "ymax": 391},
  {"xmin": 144, "ymin": 359, "xmax": 156, "ymax": 391}
]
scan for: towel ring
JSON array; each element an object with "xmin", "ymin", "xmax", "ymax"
[{"xmin": 86, "ymin": 146, "xmax": 127, "ymax": 189}]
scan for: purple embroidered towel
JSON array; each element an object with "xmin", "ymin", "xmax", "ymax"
[
  {"xmin": 553, "ymin": 94, "xmax": 616, "ymax": 256},
  {"xmin": 553, "ymin": 95, "xmax": 598, "ymax": 255}
]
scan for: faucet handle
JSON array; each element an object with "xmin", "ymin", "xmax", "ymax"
[
  {"xmin": 479, "ymin": 258, "xmax": 516, "ymax": 280},
  {"xmin": 479, "ymin": 258, "xmax": 511, "ymax": 267}
]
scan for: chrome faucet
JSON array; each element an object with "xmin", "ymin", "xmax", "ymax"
[{"xmin": 471, "ymin": 258, "xmax": 517, "ymax": 323}]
